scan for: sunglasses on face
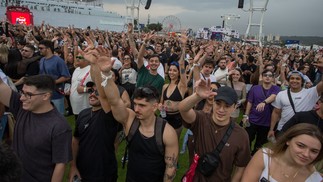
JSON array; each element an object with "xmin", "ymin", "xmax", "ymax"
[
  {"xmin": 263, "ymin": 73, "xmax": 273, "ymax": 77},
  {"xmin": 211, "ymin": 88, "xmax": 217, "ymax": 92},
  {"xmin": 88, "ymin": 88, "xmax": 99, "ymax": 96}
]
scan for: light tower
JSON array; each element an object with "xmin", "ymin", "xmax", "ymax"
[{"xmin": 243, "ymin": 0, "xmax": 269, "ymax": 46}]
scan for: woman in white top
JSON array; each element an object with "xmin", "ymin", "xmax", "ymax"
[
  {"xmin": 241, "ymin": 123, "xmax": 323, "ymax": 182},
  {"xmin": 119, "ymin": 54, "xmax": 137, "ymax": 98}
]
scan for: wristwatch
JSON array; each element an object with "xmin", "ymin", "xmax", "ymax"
[{"xmin": 262, "ymin": 100, "xmax": 267, "ymax": 104}]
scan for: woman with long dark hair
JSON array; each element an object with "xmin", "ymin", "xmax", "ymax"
[{"xmin": 159, "ymin": 36, "xmax": 188, "ymax": 139}]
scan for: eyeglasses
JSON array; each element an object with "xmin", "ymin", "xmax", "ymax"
[
  {"xmin": 263, "ymin": 73, "xmax": 274, "ymax": 77},
  {"xmin": 19, "ymin": 90, "xmax": 47, "ymax": 99},
  {"xmin": 211, "ymin": 88, "xmax": 217, "ymax": 92}
]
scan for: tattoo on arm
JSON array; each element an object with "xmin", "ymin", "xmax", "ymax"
[
  {"xmin": 164, "ymin": 154, "xmax": 177, "ymax": 181},
  {"xmin": 180, "ymin": 68, "xmax": 186, "ymax": 74}
]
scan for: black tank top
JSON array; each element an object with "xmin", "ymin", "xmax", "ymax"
[
  {"xmin": 163, "ymin": 84, "xmax": 183, "ymax": 101},
  {"xmin": 126, "ymin": 130, "xmax": 165, "ymax": 182}
]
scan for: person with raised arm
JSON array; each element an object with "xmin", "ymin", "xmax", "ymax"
[
  {"xmin": 178, "ymin": 79, "xmax": 251, "ymax": 181},
  {"xmin": 86, "ymin": 47, "xmax": 178, "ymax": 182},
  {"xmin": 159, "ymin": 34, "xmax": 188, "ymax": 139},
  {"xmin": 0, "ymin": 74, "xmax": 72, "ymax": 182}
]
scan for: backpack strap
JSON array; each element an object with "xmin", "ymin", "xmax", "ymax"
[
  {"xmin": 155, "ymin": 117, "xmax": 167, "ymax": 155},
  {"xmin": 122, "ymin": 117, "xmax": 166, "ymax": 169},
  {"xmin": 122, "ymin": 118, "xmax": 140, "ymax": 169},
  {"xmin": 127, "ymin": 118, "xmax": 140, "ymax": 142}
]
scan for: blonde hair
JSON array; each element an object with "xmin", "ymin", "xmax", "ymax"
[{"xmin": 0, "ymin": 44, "xmax": 9, "ymax": 64}]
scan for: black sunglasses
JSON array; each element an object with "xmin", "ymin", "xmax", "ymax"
[{"xmin": 88, "ymin": 88, "xmax": 99, "ymax": 96}]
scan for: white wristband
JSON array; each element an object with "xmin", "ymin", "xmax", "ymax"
[
  {"xmin": 83, "ymin": 86, "xmax": 87, "ymax": 93},
  {"xmin": 101, "ymin": 71, "xmax": 113, "ymax": 87},
  {"xmin": 193, "ymin": 63, "xmax": 200, "ymax": 67}
]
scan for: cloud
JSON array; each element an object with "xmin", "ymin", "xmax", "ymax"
[{"xmin": 103, "ymin": 0, "xmax": 323, "ymax": 36}]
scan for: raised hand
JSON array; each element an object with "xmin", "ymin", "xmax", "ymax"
[
  {"xmin": 194, "ymin": 79, "xmax": 217, "ymax": 99},
  {"xmin": 179, "ymin": 31, "xmax": 188, "ymax": 45},
  {"xmin": 97, "ymin": 56, "xmax": 115, "ymax": 74},
  {"xmin": 83, "ymin": 36, "xmax": 95, "ymax": 52},
  {"xmin": 143, "ymin": 31, "xmax": 155, "ymax": 43},
  {"xmin": 312, "ymin": 56, "xmax": 323, "ymax": 72},
  {"xmin": 127, "ymin": 23, "xmax": 133, "ymax": 34}
]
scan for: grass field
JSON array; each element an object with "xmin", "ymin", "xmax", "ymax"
[{"xmin": 64, "ymin": 115, "xmax": 190, "ymax": 181}]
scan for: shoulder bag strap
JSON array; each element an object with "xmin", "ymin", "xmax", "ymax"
[
  {"xmin": 214, "ymin": 121, "xmax": 235, "ymax": 154},
  {"xmin": 287, "ymin": 88, "xmax": 296, "ymax": 114}
]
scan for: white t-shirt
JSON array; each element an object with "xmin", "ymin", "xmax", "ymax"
[
  {"xmin": 213, "ymin": 67, "xmax": 228, "ymax": 85},
  {"xmin": 192, "ymin": 73, "xmax": 217, "ymax": 89},
  {"xmin": 260, "ymin": 148, "xmax": 322, "ymax": 182},
  {"xmin": 272, "ymin": 87, "xmax": 319, "ymax": 130},
  {"xmin": 70, "ymin": 65, "xmax": 92, "ymax": 115},
  {"xmin": 121, "ymin": 68, "xmax": 137, "ymax": 84}
]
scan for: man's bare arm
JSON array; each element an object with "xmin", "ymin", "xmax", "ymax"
[{"xmin": 163, "ymin": 124, "xmax": 178, "ymax": 182}]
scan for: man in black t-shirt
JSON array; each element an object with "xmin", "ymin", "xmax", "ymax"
[
  {"xmin": 0, "ymin": 75, "xmax": 72, "ymax": 182},
  {"xmin": 69, "ymin": 82, "xmax": 120, "ymax": 182},
  {"xmin": 240, "ymin": 56, "xmax": 257, "ymax": 84},
  {"xmin": 15, "ymin": 45, "xmax": 41, "ymax": 90}
]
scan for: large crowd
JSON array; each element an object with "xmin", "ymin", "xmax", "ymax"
[{"xmin": 0, "ymin": 21, "xmax": 323, "ymax": 182}]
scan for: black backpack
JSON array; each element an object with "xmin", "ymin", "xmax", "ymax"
[{"xmin": 122, "ymin": 117, "xmax": 167, "ymax": 168}]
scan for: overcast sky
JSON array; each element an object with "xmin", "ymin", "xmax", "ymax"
[{"xmin": 103, "ymin": 0, "xmax": 323, "ymax": 37}]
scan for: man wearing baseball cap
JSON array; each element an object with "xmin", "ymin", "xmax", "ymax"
[
  {"xmin": 179, "ymin": 79, "xmax": 251, "ymax": 181},
  {"xmin": 268, "ymin": 68, "xmax": 323, "ymax": 139}
]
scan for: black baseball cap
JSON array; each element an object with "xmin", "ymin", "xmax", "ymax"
[{"xmin": 214, "ymin": 86, "xmax": 238, "ymax": 105}]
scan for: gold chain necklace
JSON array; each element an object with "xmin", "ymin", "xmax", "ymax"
[{"xmin": 275, "ymin": 158, "xmax": 301, "ymax": 182}]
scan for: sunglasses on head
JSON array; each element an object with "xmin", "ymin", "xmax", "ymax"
[{"xmin": 137, "ymin": 87, "xmax": 157, "ymax": 98}]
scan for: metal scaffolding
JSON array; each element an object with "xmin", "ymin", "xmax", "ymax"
[{"xmin": 244, "ymin": 0, "xmax": 269, "ymax": 46}]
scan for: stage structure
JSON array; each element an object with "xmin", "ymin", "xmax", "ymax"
[
  {"xmin": 243, "ymin": 0, "xmax": 269, "ymax": 46},
  {"xmin": 124, "ymin": 0, "xmax": 151, "ymax": 31}
]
